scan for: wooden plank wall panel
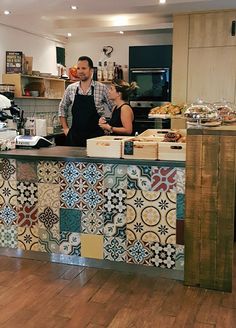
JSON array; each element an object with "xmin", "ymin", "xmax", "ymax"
[
  {"xmin": 185, "ymin": 130, "xmax": 235, "ymax": 292},
  {"xmin": 215, "ymin": 136, "xmax": 235, "ymax": 291},
  {"xmin": 199, "ymin": 135, "xmax": 219, "ymax": 289},
  {"xmin": 184, "ymin": 135, "xmax": 202, "ymax": 286}
]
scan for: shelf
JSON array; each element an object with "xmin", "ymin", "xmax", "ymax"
[{"xmin": 2, "ymin": 73, "xmax": 65, "ymax": 99}]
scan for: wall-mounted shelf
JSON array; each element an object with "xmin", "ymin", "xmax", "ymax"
[{"xmin": 2, "ymin": 74, "xmax": 65, "ymax": 99}]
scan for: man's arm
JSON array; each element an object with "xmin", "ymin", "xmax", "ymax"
[{"xmin": 59, "ymin": 116, "xmax": 69, "ymax": 136}]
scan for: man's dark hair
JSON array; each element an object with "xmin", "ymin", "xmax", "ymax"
[{"xmin": 78, "ymin": 56, "xmax": 93, "ymax": 69}]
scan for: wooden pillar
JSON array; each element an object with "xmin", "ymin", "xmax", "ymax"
[{"xmin": 184, "ymin": 127, "xmax": 236, "ymax": 292}]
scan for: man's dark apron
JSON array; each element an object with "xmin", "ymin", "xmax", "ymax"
[{"xmin": 66, "ymin": 86, "xmax": 104, "ymax": 146}]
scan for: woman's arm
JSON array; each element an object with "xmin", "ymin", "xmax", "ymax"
[{"xmin": 99, "ymin": 105, "xmax": 134, "ymax": 135}]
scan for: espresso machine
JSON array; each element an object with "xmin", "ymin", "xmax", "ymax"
[{"xmin": 0, "ymin": 94, "xmax": 24, "ymax": 131}]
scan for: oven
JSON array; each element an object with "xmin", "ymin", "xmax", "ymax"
[
  {"xmin": 129, "ymin": 67, "xmax": 171, "ymax": 134},
  {"xmin": 131, "ymin": 101, "xmax": 170, "ymax": 135}
]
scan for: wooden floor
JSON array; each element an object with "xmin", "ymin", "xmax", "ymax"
[{"xmin": 0, "ymin": 249, "xmax": 235, "ymax": 328}]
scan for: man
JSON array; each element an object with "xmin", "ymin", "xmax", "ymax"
[{"xmin": 58, "ymin": 56, "xmax": 113, "ymax": 146}]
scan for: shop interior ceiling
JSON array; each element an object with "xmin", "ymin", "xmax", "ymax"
[{"xmin": 0, "ymin": 0, "xmax": 236, "ymax": 43}]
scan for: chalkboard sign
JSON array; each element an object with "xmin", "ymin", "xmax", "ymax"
[{"xmin": 6, "ymin": 51, "xmax": 23, "ymax": 73}]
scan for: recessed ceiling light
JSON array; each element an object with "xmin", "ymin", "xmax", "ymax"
[
  {"xmin": 159, "ymin": 0, "xmax": 166, "ymax": 4},
  {"xmin": 67, "ymin": 33, "xmax": 72, "ymax": 37},
  {"xmin": 71, "ymin": 5, "xmax": 77, "ymax": 10},
  {"xmin": 113, "ymin": 16, "xmax": 128, "ymax": 26},
  {"xmin": 4, "ymin": 10, "xmax": 11, "ymax": 15}
]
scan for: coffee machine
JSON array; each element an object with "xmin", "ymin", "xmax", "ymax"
[{"xmin": 0, "ymin": 93, "xmax": 24, "ymax": 131}]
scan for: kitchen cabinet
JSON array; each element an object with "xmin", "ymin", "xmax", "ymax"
[
  {"xmin": 187, "ymin": 47, "xmax": 236, "ymax": 103},
  {"xmin": 2, "ymin": 74, "xmax": 65, "ymax": 99},
  {"xmin": 189, "ymin": 11, "xmax": 236, "ymax": 48},
  {"xmin": 172, "ymin": 11, "xmax": 236, "ymax": 104}
]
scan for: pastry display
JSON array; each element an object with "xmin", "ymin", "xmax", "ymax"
[
  {"xmin": 149, "ymin": 102, "xmax": 184, "ymax": 116},
  {"xmin": 213, "ymin": 100, "xmax": 236, "ymax": 124},
  {"xmin": 184, "ymin": 99, "xmax": 219, "ymax": 123}
]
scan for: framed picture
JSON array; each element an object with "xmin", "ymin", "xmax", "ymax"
[{"xmin": 6, "ymin": 51, "xmax": 23, "ymax": 73}]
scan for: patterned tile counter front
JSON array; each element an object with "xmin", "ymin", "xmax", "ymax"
[{"xmin": 0, "ymin": 149, "xmax": 185, "ymax": 273}]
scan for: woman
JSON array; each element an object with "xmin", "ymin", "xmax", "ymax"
[{"xmin": 98, "ymin": 79, "xmax": 138, "ymax": 135}]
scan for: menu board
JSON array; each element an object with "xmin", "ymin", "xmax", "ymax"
[{"xmin": 6, "ymin": 51, "xmax": 23, "ymax": 73}]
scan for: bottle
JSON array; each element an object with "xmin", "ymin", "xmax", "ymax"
[
  {"xmin": 97, "ymin": 61, "xmax": 102, "ymax": 82},
  {"xmin": 114, "ymin": 63, "xmax": 119, "ymax": 79},
  {"xmin": 103, "ymin": 61, "xmax": 108, "ymax": 81},
  {"xmin": 118, "ymin": 65, "xmax": 123, "ymax": 79},
  {"xmin": 108, "ymin": 61, "xmax": 114, "ymax": 81}
]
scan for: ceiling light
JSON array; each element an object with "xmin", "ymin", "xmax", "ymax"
[
  {"xmin": 67, "ymin": 33, "xmax": 72, "ymax": 37},
  {"xmin": 4, "ymin": 10, "xmax": 11, "ymax": 15},
  {"xmin": 113, "ymin": 16, "xmax": 128, "ymax": 26},
  {"xmin": 159, "ymin": 0, "xmax": 166, "ymax": 4},
  {"xmin": 71, "ymin": 5, "xmax": 77, "ymax": 10}
]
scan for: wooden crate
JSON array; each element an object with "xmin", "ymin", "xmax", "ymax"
[
  {"xmin": 158, "ymin": 141, "xmax": 186, "ymax": 161},
  {"xmin": 139, "ymin": 129, "xmax": 171, "ymax": 139},
  {"xmin": 87, "ymin": 136, "xmax": 129, "ymax": 158},
  {"xmin": 122, "ymin": 137, "xmax": 158, "ymax": 160}
]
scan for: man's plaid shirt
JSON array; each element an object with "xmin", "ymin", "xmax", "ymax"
[{"xmin": 58, "ymin": 80, "xmax": 113, "ymax": 118}]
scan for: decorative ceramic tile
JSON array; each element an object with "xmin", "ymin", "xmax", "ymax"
[
  {"xmin": 150, "ymin": 242, "xmax": 176, "ymax": 269},
  {"xmin": 17, "ymin": 205, "xmax": 38, "ymax": 227},
  {"xmin": 60, "ymin": 185, "xmax": 80, "ymax": 209},
  {"xmin": 176, "ymin": 168, "xmax": 185, "ymax": 194},
  {"xmin": 0, "ymin": 224, "xmax": 17, "ymax": 248},
  {"xmin": 17, "ymin": 181, "xmax": 38, "ymax": 207},
  {"xmin": 81, "ymin": 210, "xmax": 103, "ymax": 234},
  {"xmin": 127, "ymin": 165, "xmax": 151, "ymax": 190},
  {"xmin": 0, "ymin": 204, "xmax": 17, "ymax": 226},
  {"xmin": 104, "ymin": 188, "xmax": 126, "ymax": 214},
  {"xmin": 82, "ymin": 163, "xmax": 103, "ymax": 188},
  {"xmin": 151, "ymin": 167, "xmax": 177, "ymax": 192},
  {"xmin": 18, "ymin": 226, "xmax": 39, "ymax": 251},
  {"xmin": 126, "ymin": 190, "xmax": 176, "ymax": 244},
  {"xmin": 38, "ymin": 227, "xmax": 60, "ymax": 253},
  {"xmin": 104, "ymin": 212, "xmax": 126, "ymax": 238},
  {"xmin": 0, "ymin": 179, "xmax": 17, "ymax": 207},
  {"xmin": 37, "ymin": 161, "xmax": 60, "ymax": 184},
  {"xmin": 60, "ymin": 208, "xmax": 81, "ymax": 233},
  {"xmin": 59, "ymin": 232, "xmax": 81, "ymax": 256},
  {"xmin": 104, "ymin": 164, "xmax": 127, "ymax": 189},
  {"xmin": 127, "ymin": 239, "xmax": 153, "ymax": 266},
  {"xmin": 80, "ymin": 234, "xmax": 103, "ymax": 259},
  {"xmin": 104, "ymin": 236, "xmax": 127, "ymax": 262},
  {"xmin": 176, "ymin": 194, "xmax": 185, "ymax": 219},
  {"xmin": 59, "ymin": 161, "xmax": 81, "ymax": 184},
  {"xmin": 16, "ymin": 161, "xmax": 37, "ymax": 182},
  {"xmin": 176, "ymin": 220, "xmax": 184, "ymax": 245},
  {"xmin": 38, "ymin": 183, "xmax": 60, "ymax": 213},
  {"xmin": 0, "ymin": 159, "xmax": 16, "ymax": 180},
  {"xmin": 81, "ymin": 188, "xmax": 104, "ymax": 211},
  {"xmin": 38, "ymin": 207, "xmax": 59, "ymax": 230},
  {"xmin": 175, "ymin": 245, "xmax": 185, "ymax": 270}
]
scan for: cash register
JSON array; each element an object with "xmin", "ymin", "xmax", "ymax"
[{"xmin": 15, "ymin": 135, "xmax": 53, "ymax": 148}]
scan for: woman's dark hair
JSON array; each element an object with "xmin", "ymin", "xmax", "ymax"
[
  {"xmin": 112, "ymin": 79, "xmax": 139, "ymax": 101},
  {"xmin": 78, "ymin": 56, "xmax": 94, "ymax": 69}
]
